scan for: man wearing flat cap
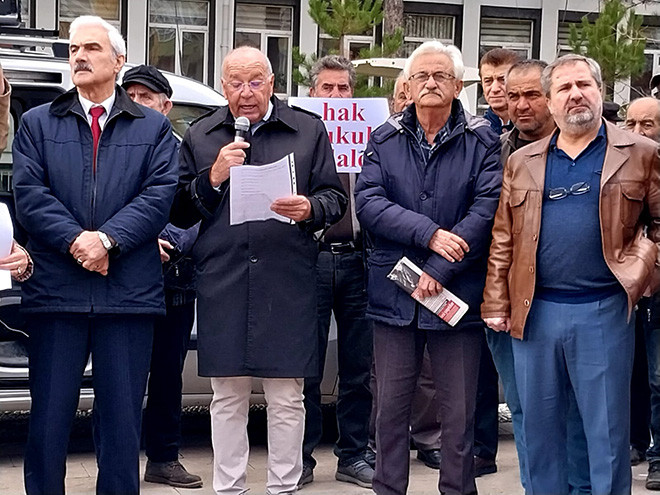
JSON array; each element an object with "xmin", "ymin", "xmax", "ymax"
[{"xmin": 121, "ymin": 64, "xmax": 203, "ymax": 489}]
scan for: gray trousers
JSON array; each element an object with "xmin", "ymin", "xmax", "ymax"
[{"xmin": 372, "ymin": 321, "xmax": 482, "ymax": 495}]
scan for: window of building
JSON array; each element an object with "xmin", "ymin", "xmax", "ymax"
[
  {"xmin": 479, "ymin": 17, "xmax": 533, "ymax": 59},
  {"xmin": 19, "ymin": 0, "xmax": 29, "ymax": 27},
  {"xmin": 149, "ymin": 0, "xmax": 209, "ymax": 84},
  {"xmin": 403, "ymin": 14, "xmax": 454, "ymax": 57},
  {"xmin": 556, "ymin": 21, "xmax": 578, "ymax": 57},
  {"xmin": 478, "ymin": 17, "xmax": 533, "ymax": 114},
  {"xmin": 235, "ymin": 4, "xmax": 293, "ymax": 96},
  {"xmin": 59, "ymin": 0, "xmax": 121, "ymax": 38},
  {"xmin": 631, "ymin": 25, "xmax": 660, "ymax": 98},
  {"xmin": 318, "ymin": 32, "xmax": 374, "ymax": 60}
]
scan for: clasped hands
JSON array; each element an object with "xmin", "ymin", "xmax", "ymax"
[
  {"xmin": 412, "ymin": 229, "xmax": 469, "ymax": 300},
  {"xmin": 70, "ymin": 231, "xmax": 108, "ymax": 276},
  {"xmin": 209, "ymin": 141, "xmax": 312, "ymax": 222}
]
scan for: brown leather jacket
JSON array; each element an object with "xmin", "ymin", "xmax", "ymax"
[{"xmin": 481, "ymin": 120, "xmax": 660, "ymax": 339}]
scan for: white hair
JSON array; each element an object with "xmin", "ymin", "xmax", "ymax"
[
  {"xmin": 403, "ymin": 41, "xmax": 464, "ymax": 81},
  {"xmin": 69, "ymin": 15, "xmax": 126, "ymax": 58}
]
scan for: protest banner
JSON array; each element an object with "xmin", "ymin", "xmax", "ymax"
[{"xmin": 289, "ymin": 97, "xmax": 389, "ymax": 173}]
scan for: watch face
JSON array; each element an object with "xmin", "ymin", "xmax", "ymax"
[{"xmin": 99, "ymin": 233, "xmax": 111, "ymax": 249}]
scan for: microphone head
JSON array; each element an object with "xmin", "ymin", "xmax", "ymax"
[{"xmin": 234, "ymin": 116, "xmax": 250, "ymax": 133}]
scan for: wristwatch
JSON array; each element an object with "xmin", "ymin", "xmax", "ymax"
[{"xmin": 98, "ymin": 231, "xmax": 113, "ymax": 250}]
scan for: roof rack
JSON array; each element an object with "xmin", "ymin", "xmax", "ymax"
[{"xmin": 0, "ymin": 27, "xmax": 68, "ymax": 58}]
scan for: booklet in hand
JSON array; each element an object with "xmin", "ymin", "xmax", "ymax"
[{"xmin": 387, "ymin": 256, "xmax": 469, "ymax": 327}]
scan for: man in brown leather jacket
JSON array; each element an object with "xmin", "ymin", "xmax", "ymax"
[{"xmin": 482, "ymin": 54, "xmax": 660, "ymax": 495}]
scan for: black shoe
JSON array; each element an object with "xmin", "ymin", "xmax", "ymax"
[
  {"xmin": 474, "ymin": 456, "xmax": 497, "ymax": 477},
  {"xmin": 416, "ymin": 449, "xmax": 441, "ymax": 469},
  {"xmin": 648, "ymin": 461, "xmax": 660, "ymax": 490},
  {"xmin": 144, "ymin": 460, "xmax": 203, "ymax": 489},
  {"xmin": 364, "ymin": 447, "xmax": 376, "ymax": 469},
  {"xmin": 298, "ymin": 463, "xmax": 314, "ymax": 489},
  {"xmin": 336, "ymin": 459, "xmax": 374, "ymax": 488},
  {"xmin": 631, "ymin": 446, "xmax": 647, "ymax": 466}
]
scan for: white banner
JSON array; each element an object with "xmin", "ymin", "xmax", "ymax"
[{"xmin": 289, "ymin": 97, "xmax": 390, "ymax": 173}]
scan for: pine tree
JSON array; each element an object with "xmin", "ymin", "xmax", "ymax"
[
  {"xmin": 568, "ymin": 0, "xmax": 646, "ymax": 95},
  {"xmin": 308, "ymin": 0, "xmax": 384, "ymax": 58},
  {"xmin": 294, "ymin": 0, "xmax": 403, "ymax": 96}
]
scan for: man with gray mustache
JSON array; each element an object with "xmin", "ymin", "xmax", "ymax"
[{"xmin": 13, "ymin": 15, "xmax": 178, "ymax": 495}]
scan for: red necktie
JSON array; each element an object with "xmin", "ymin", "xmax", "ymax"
[{"xmin": 90, "ymin": 106, "xmax": 105, "ymax": 173}]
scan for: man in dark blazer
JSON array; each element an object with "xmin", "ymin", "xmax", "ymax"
[
  {"xmin": 12, "ymin": 15, "xmax": 178, "ymax": 495},
  {"xmin": 171, "ymin": 46, "xmax": 346, "ymax": 494}
]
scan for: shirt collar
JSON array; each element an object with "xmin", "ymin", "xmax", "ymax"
[
  {"xmin": 250, "ymin": 101, "xmax": 274, "ymax": 134},
  {"xmin": 78, "ymin": 91, "xmax": 116, "ymax": 120},
  {"xmin": 415, "ymin": 111, "xmax": 454, "ymax": 146},
  {"xmin": 549, "ymin": 121, "xmax": 606, "ymax": 151}
]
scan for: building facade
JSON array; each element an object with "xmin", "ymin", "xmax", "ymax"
[{"xmin": 19, "ymin": 0, "xmax": 660, "ymax": 104}]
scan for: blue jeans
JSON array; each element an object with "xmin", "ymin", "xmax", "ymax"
[
  {"xmin": 512, "ymin": 292, "xmax": 633, "ymax": 495},
  {"xmin": 302, "ymin": 249, "xmax": 372, "ymax": 466},
  {"xmin": 487, "ymin": 329, "xmax": 591, "ymax": 493}
]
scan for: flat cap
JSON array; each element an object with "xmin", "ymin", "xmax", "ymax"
[{"xmin": 122, "ymin": 64, "xmax": 173, "ymax": 98}]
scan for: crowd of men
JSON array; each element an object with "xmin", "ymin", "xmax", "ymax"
[{"xmin": 5, "ymin": 11, "xmax": 660, "ymax": 495}]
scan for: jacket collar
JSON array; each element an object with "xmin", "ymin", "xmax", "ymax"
[
  {"xmin": 518, "ymin": 119, "xmax": 634, "ymax": 189},
  {"xmin": 400, "ymin": 99, "xmax": 467, "ymax": 137},
  {"xmin": 206, "ymin": 96, "xmax": 297, "ymax": 135},
  {"xmin": 50, "ymin": 85, "xmax": 145, "ymax": 121}
]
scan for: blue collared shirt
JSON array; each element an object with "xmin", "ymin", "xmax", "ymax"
[
  {"xmin": 536, "ymin": 122, "xmax": 620, "ymax": 302},
  {"xmin": 414, "ymin": 112, "xmax": 454, "ymax": 165}
]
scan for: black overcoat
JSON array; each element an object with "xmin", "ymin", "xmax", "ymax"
[{"xmin": 171, "ymin": 97, "xmax": 347, "ymax": 377}]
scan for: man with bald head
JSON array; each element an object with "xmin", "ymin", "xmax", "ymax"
[
  {"xmin": 626, "ymin": 97, "xmax": 660, "ymax": 143},
  {"xmin": 171, "ymin": 46, "xmax": 346, "ymax": 494},
  {"xmin": 392, "ymin": 73, "xmax": 411, "ymax": 113},
  {"xmin": 625, "ymin": 96, "xmax": 660, "ymax": 488}
]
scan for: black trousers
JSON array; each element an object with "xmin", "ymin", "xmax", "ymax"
[
  {"xmin": 24, "ymin": 314, "xmax": 153, "ymax": 495},
  {"xmin": 302, "ymin": 249, "xmax": 372, "ymax": 466},
  {"xmin": 143, "ymin": 301, "xmax": 195, "ymax": 462},
  {"xmin": 473, "ymin": 333, "xmax": 499, "ymax": 461},
  {"xmin": 372, "ymin": 321, "xmax": 481, "ymax": 495},
  {"xmin": 630, "ymin": 299, "xmax": 651, "ymax": 452}
]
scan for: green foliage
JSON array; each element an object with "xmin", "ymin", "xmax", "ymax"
[
  {"xmin": 292, "ymin": 46, "xmax": 317, "ymax": 88},
  {"xmin": 567, "ymin": 0, "xmax": 646, "ymax": 90},
  {"xmin": 294, "ymin": 0, "xmax": 403, "ymax": 97},
  {"xmin": 308, "ymin": 0, "xmax": 383, "ymax": 38},
  {"xmin": 357, "ymin": 28, "xmax": 403, "ymax": 58},
  {"xmin": 354, "ymin": 76, "xmax": 394, "ymax": 97}
]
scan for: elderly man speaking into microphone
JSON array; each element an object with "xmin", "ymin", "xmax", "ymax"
[{"xmin": 171, "ymin": 46, "xmax": 346, "ymax": 495}]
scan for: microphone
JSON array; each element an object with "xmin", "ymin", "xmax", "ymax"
[{"xmin": 234, "ymin": 116, "xmax": 250, "ymax": 142}]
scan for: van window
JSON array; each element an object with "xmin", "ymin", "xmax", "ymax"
[{"xmin": 168, "ymin": 102, "xmax": 217, "ymax": 139}]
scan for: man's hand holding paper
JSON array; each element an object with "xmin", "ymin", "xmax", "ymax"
[
  {"xmin": 270, "ymin": 195, "xmax": 311, "ymax": 222},
  {"xmin": 411, "ymin": 271, "xmax": 443, "ymax": 300},
  {"xmin": 229, "ymin": 153, "xmax": 298, "ymax": 225}
]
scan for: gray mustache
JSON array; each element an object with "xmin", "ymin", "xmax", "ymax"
[{"xmin": 74, "ymin": 63, "xmax": 93, "ymax": 73}]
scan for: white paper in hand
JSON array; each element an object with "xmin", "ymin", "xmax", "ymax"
[
  {"xmin": 0, "ymin": 203, "xmax": 14, "ymax": 290},
  {"xmin": 230, "ymin": 153, "xmax": 297, "ymax": 225}
]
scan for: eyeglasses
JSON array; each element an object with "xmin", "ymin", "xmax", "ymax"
[
  {"xmin": 548, "ymin": 181, "xmax": 591, "ymax": 200},
  {"xmin": 409, "ymin": 71, "xmax": 456, "ymax": 84},
  {"xmin": 225, "ymin": 80, "xmax": 266, "ymax": 92}
]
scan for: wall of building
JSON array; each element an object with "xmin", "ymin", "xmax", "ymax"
[{"xmin": 24, "ymin": 0, "xmax": 660, "ymax": 104}]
